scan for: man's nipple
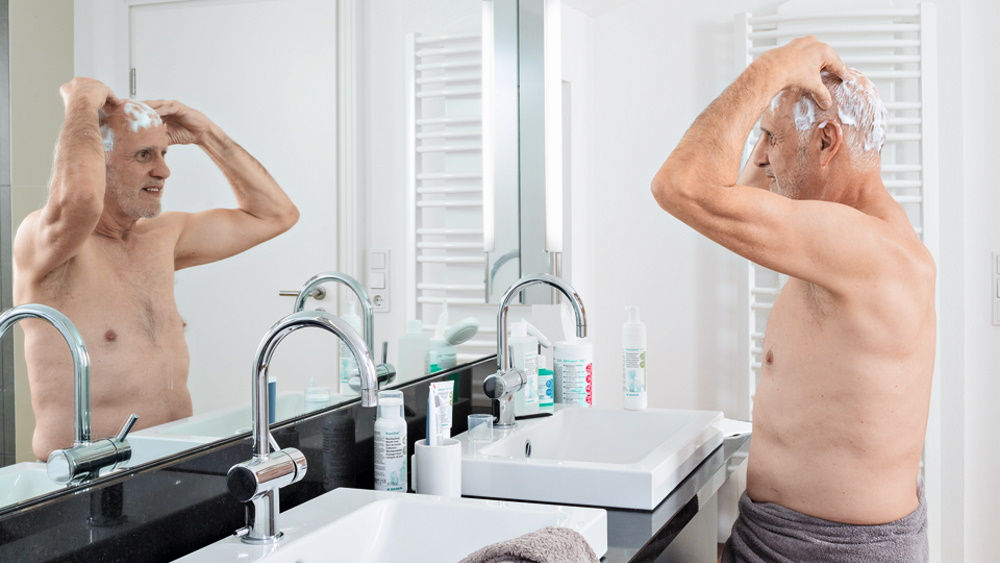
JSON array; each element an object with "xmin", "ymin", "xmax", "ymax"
[
  {"xmin": 104, "ymin": 329, "xmax": 117, "ymax": 342},
  {"xmin": 765, "ymin": 348, "xmax": 774, "ymax": 365}
]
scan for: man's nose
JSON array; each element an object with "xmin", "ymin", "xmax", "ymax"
[
  {"xmin": 151, "ymin": 157, "xmax": 170, "ymax": 180},
  {"xmin": 753, "ymin": 143, "xmax": 769, "ymax": 168}
]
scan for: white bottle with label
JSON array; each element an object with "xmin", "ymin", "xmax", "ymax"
[
  {"xmin": 397, "ymin": 320, "xmax": 430, "ymax": 380},
  {"xmin": 510, "ymin": 320, "xmax": 539, "ymax": 417},
  {"xmin": 622, "ymin": 306, "xmax": 647, "ymax": 410},
  {"xmin": 374, "ymin": 390, "xmax": 407, "ymax": 492},
  {"xmin": 339, "ymin": 301, "xmax": 363, "ymax": 394},
  {"xmin": 554, "ymin": 339, "xmax": 593, "ymax": 407}
]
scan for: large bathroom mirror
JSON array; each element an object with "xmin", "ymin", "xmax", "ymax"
[{"xmin": 0, "ymin": 0, "xmax": 566, "ymax": 510}]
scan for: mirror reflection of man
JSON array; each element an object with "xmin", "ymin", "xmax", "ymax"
[
  {"xmin": 12, "ymin": 77, "xmax": 299, "ymax": 460},
  {"xmin": 653, "ymin": 38, "xmax": 933, "ymax": 560}
]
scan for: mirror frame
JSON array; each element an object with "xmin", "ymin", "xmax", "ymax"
[{"xmin": 0, "ymin": 0, "xmax": 12, "ymax": 468}]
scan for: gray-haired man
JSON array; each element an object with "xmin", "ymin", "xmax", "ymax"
[
  {"xmin": 652, "ymin": 37, "xmax": 933, "ymax": 561},
  {"xmin": 13, "ymin": 77, "xmax": 299, "ymax": 460}
]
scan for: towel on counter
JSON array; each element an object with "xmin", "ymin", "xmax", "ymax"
[
  {"xmin": 459, "ymin": 526, "xmax": 598, "ymax": 563},
  {"xmin": 722, "ymin": 484, "xmax": 928, "ymax": 563}
]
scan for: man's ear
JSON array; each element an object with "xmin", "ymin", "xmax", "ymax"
[{"xmin": 816, "ymin": 120, "xmax": 843, "ymax": 167}]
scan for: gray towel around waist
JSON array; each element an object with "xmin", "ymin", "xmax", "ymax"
[
  {"xmin": 459, "ymin": 526, "xmax": 598, "ymax": 563},
  {"xmin": 722, "ymin": 486, "xmax": 928, "ymax": 563}
]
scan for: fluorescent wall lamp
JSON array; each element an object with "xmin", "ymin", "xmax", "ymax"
[
  {"xmin": 543, "ymin": 0, "xmax": 563, "ymax": 253},
  {"xmin": 481, "ymin": 0, "xmax": 496, "ymax": 252}
]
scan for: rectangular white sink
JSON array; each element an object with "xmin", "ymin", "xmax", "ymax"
[
  {"xmin": 177, "ymin": 488, "xmax": 607, "ymax": 562},
  {"xmin": 0, "ymin": 462, "xmax": 63, "ymax": 505},
  {"xmin": 455, "ymin": 406, "xmax": 723, "ymax": 510}
]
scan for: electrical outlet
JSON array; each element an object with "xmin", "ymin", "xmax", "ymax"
[{"xmin": 369, "ymin": 249, "xmax": 390, "ymax": 313}]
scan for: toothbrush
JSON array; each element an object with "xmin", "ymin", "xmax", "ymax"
[{"xmin": 427, "ymin": 391, "xmax": 441, "ymax": 446}]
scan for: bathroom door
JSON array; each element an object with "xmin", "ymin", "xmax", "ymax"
[{"xmin": 130, "ymin": 0, "xmax": 341, "ymax": 413}]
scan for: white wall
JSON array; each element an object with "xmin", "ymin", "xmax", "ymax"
[
  {"xmin": 956, "ymin": 0, "xmax": 999, "ymax": 559},
  {"xmin": 561, "ymin": 0, "xmax": 995, "ymax": 560}
]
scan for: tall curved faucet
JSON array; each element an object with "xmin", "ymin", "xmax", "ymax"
[
  {"xmin": 0, "ymin": 304, "xmax": 137, "ymax": 483},
  {"xmin": 226, "ymin": 310, "xmax": 378, "ymax": 544},
  {"xmin": 293, "ymin": 272, "xmax": 395, "ymax": 388},
  {"xmin": 483, "ymin": 274, "xmax": 587, "ymax": 429}
]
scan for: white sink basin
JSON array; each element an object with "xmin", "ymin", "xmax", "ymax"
[
  {"xmin": 455, "ymin": 406, "xmax": 723, "ymax": 510},
  {"xmin": 177, "ymin": 488, "xmax": 607, "ymax": 562},
  {"xmin": 0, "ymin": 462, "xmax": 63, "ymax": 505},
  {"xmin": 133, "ymin": 392, "xmax": 351, "ymax": 442}
]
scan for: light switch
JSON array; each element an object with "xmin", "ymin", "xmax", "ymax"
[
  {"xmin": 369, "ymin": 271, "xmax": 386, "ymax": 290},
  {"xmin": 370, "ymin": 251, "xmax": 387, "ymax": 270}
]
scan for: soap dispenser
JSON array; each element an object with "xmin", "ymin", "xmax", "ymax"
[
  {"xmin": 398, "ymin": 319, "xmax": 431, "ymax": 380},
  {"xmin": 510, "ymin": 320, "xmax": 539, "ymax": 417},
  {"xmin": 622, "ymin": 306, "xmax": 647, "ymax": 410}
]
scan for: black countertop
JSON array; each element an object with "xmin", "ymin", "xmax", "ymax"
[
  {"xmin": 0, "ymin": 356, "xmax": 751, "ymax": 562},
  {"xmin": 605, "ymin": 434, "xmax": 750, "ymax": 562}
]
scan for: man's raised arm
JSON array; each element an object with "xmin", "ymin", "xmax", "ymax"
[
  {"xmin": 648, "ymin": 38, "xmax": 911, "ymax": 295},
  {"xmin": 146, "ymin": 100, "xmax": 300, "ymax": 270},
  {"xmin": 14, "ymin": 78, "xmax": 118, "ymax": 283}
]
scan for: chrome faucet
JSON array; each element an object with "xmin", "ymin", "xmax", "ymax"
[
  {"xmin": 294, "ymin": 272, "xmax": 395, "ymax": 389},
  {"xmin": 0, "ymin": 304, "xmax": 138, "ymax": 484},
  {"xmin": 483, "ymin": 274, "xmax": 587, "ymax": 429},
  {"xmin": 226, "ymin": 310, "xmax": 378, "ymax": 544}
]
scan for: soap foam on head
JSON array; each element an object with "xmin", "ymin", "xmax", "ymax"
[
  {"xmin": 100, "ymin": 100, "xmax": 164, "ymax": 152},
  {"xmin": 122, "ymin": 100, "xmax": 163, "ymax": 132},
  {"xmin": 784, "ymin": 67, "xmax": 887, "ymax": 165}
]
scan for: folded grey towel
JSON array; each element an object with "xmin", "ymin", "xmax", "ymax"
[
  {"xmin": 459, "ymin": 526, "xmax": 598, "ymax": 563},
  {"xmin": 722, "ymin": 485, "xmax": 928, "ymax": 563}
]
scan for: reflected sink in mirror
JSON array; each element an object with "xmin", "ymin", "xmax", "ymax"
[
  {"xmin": 125, "ymin": 391, "xmax": 351, "ymax": 468},
  {"xmin": 132, "ymin": 391, "xmax": 352, "ymax": 442},
  {"xmin": 178, "ymin": 488, "xmax": 607, "ymax": 562},
  {"xmin": 455, "ymin": 406, "xmax": 724, "ymax": 510},
  {"xmin": 0, "ymin": 463, "xmax": 63, "ymax": 506}
]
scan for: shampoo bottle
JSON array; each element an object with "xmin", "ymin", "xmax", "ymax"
[
  {"xmin": 374, "ymin": 390, "xmax": 407, "ymax": 492},
  {"xmin": 398, "ymin": 320, "xmax": 430, "ymax": 380},
  {"xmin": 622, "ymin": 306, "xmax": 647, "ymax": 410},
  {"xmin": 339, "ymin": 301, "xmax": 363, "ymax": 394},
  {"xmin": 509, "ymin": 320, "xmax": 539, "ymax": 417}
]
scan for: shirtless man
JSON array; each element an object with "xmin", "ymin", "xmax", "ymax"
[
  {"xmin": 12, "ymin": 77, "xmax": 299, "ymax": 460},
  {"xmin": 652, "ymin": 38, "xmax": 934, "ymax": 561}
]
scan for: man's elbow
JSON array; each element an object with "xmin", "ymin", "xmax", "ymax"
[
  {"xmin": 650, "ymin": 170, "xmax": 686, "ymax": 214},
  {"xmin": 276, "ymin": 203, "xmax": 299, "ymax": 233}
]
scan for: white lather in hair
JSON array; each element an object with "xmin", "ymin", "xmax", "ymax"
[
  {"xmin": 99, "ymin": 100, "xmax": 163, "ymax": 152},
  {"xmin": 787, "ymin": 67, "xmax": 888, "ymax": 166}
]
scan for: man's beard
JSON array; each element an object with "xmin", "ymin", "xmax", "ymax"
[
  {"xmin": 106, "ymin": 170, "xmax": 161, "ymax": 219},
  {"xmin": 769, "ymin": 150, "xmax": 811, "ymax": 200}
]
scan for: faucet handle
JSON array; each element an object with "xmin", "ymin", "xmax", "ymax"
[
  {"xmin": 381, "ymin": 341, "xmax": 388, "ymax": 364},
  {"xmin": 115, "ymin": 413, "xmax": 139, "ymax": 442}
]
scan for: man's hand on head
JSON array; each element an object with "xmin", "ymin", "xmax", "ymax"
[
  {"xmin": 759, "ymin": 36, "xmax": 847, "ymax": 110},
  {"xmin": 144, "ymin": 99, "xmax": 217, "ymax": 146},
  {"xmin": 59, "ymin": 77, "xmax": 120, "ymax": 112}
]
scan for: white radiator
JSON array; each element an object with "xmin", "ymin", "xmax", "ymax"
[{"xmin": 405, "ymin": 32, "xmax": 497, "ymax": 362}]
